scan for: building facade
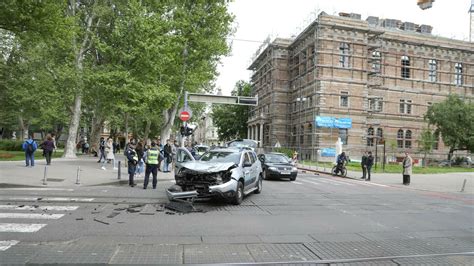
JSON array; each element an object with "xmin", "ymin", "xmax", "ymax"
[{"xmin": 248, "ymin": 12, "xmax": 473, "ymax": 162}]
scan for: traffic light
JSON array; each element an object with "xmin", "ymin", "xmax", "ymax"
[{"xmin": 185, "ymin": 127, "xmax": 193, "ymax": 136}]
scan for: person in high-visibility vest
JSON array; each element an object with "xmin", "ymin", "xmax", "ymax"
[{"xmin": 143, "ymin": 141, "xmax": 159, "ymax": 189}]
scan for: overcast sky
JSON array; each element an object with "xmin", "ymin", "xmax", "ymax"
[{"xmin": 215, "ymin": 0, "xmax": 472, "ymax": 95}]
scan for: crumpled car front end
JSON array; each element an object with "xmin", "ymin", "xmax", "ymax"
[{"xmin": 166, "ymin": 162, "xmax": 240, "ymax": 201}]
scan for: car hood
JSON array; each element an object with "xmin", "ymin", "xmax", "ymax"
[
  {"xmin": 265, "ymin": 162, "xmax": 293, "ymax": 168},
  {"xmin": 181, "ymin": 161, "xmax": 237, "ymax": 173}
]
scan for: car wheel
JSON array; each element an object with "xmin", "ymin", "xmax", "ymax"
[
  {"xmin": 290, "ymin": 176, "xmax": 296, "ymax": 181},
  {"xmin": 232, "ymin": 181, "xmax": 244, "ymax": 205},
  {"xmin": 255, "ymin": 175, "xmax": 263, "ymax": 194}
]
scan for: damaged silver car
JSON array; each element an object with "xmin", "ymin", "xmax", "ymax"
[{"xmin": 167, "ymin": 147, "xmax": 263, "ymax": 205}]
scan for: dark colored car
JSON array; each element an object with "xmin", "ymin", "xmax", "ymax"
[{"xmin": 258, "ymin": 153, "xmax": 298, "ymax": 181}]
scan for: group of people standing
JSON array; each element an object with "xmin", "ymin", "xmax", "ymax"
[
  {"xmin": 124, "ymin": 139, "xmax": 178, "ymax": 188},
  {"xmin": 359, "ymin": 151, "xmax": 412, "ymax": 184}
]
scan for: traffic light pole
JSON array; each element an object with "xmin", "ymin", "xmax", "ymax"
[{"xmin": 181, "ymin": 91, "xmax": 189, "ymax": 148}]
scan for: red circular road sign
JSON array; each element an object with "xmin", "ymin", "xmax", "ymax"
[{"xmin": 179, "ymin": 111, "xmax": 191, "ymax": 121}]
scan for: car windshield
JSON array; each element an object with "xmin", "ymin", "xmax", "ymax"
[
  {"xmin": 228, "ymin": 139, "xmax": 257, "ymax": 149},
  {"xmin": 196, "ymin": 147, "xmax": 209, "ymax": 155},
  {"xmin": 199, "ymin": 151, "xmax": 241, "ymax": 164},
  {"xmin": 265, "ymin": 154, "xmax": 290, "ymax": 163}
]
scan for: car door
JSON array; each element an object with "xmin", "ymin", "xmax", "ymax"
[
  {"xmin": 242, "ymin": 152, "xmax": 254, "ymax": 189},
  {"xmin": 175, "ymin": 147, "xmax": 195, "ymax": 175}
]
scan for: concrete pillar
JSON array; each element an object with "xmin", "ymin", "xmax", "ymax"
[
  {"xmin": 247, "ymin": 126, "xmax": 250, "ymax": 139},
  {"xmin": 253, "ymin": 126, "xmax": 256, "ymax": 141},
  {"xmin": 259, "ymin": 123, "xmax": 264, "ymax": 148}
]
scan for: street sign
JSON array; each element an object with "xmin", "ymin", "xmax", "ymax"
[{"xmin": 179, "ymin": 111, "xmax": 191, "ymax": 121}]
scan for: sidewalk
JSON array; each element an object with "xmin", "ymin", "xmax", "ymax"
[
  {"xmin": 0, "ymin": 154, "xmax": 175, "ymax": 189},
  {"xmin": 298, "ymin": 164, "xmax": 474, "ymax": 194}
]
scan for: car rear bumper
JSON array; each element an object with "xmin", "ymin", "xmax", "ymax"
[{"xmin": 167, "ymin": 179, "xmax": 238, "ymax": 201}]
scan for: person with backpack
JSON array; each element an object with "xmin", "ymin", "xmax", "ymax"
[
  {"xmin": 22, "ymin": 135, "xmax": 38, "ymax": 167},
  {"xmin": 41, "ymin": 134, "xmax": 55, "ymax": 165}
]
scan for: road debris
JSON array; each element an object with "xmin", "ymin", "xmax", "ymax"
[
  {"xmin": 106, "ymin": 212, "xmax": 120, "ymax": 218},
  {"xmin": 164, "ymin": 201, "xmax": 203, "ymax": 214},
  {"xmin": 93, "ymin": 218, "xmax": 109, "ymax": 225},
  {"xmin": 76, "ymin": 218, "xmax": 84, "ymax": 221}
]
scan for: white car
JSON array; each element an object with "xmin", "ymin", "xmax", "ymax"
[{"xmin": 167, "ymin": 147, "xmax": 263, "ymax": 205}]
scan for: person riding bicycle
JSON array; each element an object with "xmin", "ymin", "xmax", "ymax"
[{"xmin": 335, "ymin": 152, "xmax": 348, "ymax": 175}]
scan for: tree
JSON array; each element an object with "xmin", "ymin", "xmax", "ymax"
[
  {"xmin": 425, "ymin": 95, "xmax": 474, "ymax": 160},
  {"xmin": 417, "ymin": 128, "xmax": 435, "ymax": 167},
  {"xmin": 212, "ymin": 81, "xmax": 251, "ymax": 141}
]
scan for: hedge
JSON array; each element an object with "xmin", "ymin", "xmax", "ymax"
[{"xmin": 0, "ymin": 140, "xmax": 24, "ymax": 151}]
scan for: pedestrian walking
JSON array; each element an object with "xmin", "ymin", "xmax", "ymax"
[
  {"xmin": 41, "ymin": 135, "xmax": 55, "ymax": 165},
  {"xmin": 101, "ymin": 138, "xmax": 114, "ymax": 170},
  {"xmin": 157, "ymin": 139, "xmax": 164, "ymax": 171},
  {"xmin": 51, "ymin": 133, "xmax": 57, "ymax": 154},
  {"xmin": 163, "ymin": 139, "xmax": 172, "ymax": 172},
  {"xmin": 97, "ymin": 137, "xmax": 106, "ymax": 163},
  {"xmin": 126, "ymin": 142, "xmax": 138, "ymax": 187},
  {"xmin": 402, "ymin": 152, "xmax": 412, "ymax": 185},
  {"xmin": 22, "ymin": 135, "xmax": 38, "ymax": 167},
  {"xmin": 366, "ymin": 151, "xmax": 374, "ymax": 181},
  {"xmin": 113, "ymin": 139, "xmax": 120, "ymax": 154},
  {"xmin": 361, "ymin": 152, "xmax": 368, "ymax": 179},
  {"xmin": 143, "ymin": 142, "xmax": 159, "ymax": 189}
]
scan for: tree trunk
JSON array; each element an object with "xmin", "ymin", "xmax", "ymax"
[
  {"xmin": 124, "ymin": 113, "xmax": 129, "ymax": 145},
  {"xmin": 143, "ymin": 119, "xmax": 151, "ymax": 144},
  {"xmin": 18, "ymin": 115, "xmax": 29, "ymax": 140},
  {"xmin": 63, "ymin": 94, "xmax": 82, "ymax": 158},
  {"xmin": 160, "ymin": 100, "xmax": 180, "ymax": 142},
  {"xmin": 89, "ymin": 115, "xmax": 104, "ymax": 154}
]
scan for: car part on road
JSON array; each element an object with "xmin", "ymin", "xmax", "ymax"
[{"xmin": 93, "ymin": 218, "xmax": 109, "ymax": 225}]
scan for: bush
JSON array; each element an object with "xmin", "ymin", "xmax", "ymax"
[{"xmin": 0, "ymin": 140, "xmax": 24, "ymax": 151}]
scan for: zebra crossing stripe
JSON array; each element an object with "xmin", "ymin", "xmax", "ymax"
[
  {"xmin": 0, "ymin": 188, "xmax": 74, "ymax": 191},
  {"xmin": 0, "ymin": 213, "xmax": 65, "ymax": 219},
  {"xmin": 0, "ymin": 223, "xmax": 46, "ymax": 233},
  {"xmin": 299, "ymin": 179, "xmax": 321, "ymax": 186},
  {"xmin": 0, "ymin": 205, "xmax": 79, "ymax": 211},
  {"xmin": 0, "ymin": 240, "xmax": 19, "ymax": 251},
  {"xmin": 0, "ymin": 197, "xmax": 94, "ymax": 202},
  {"xmin": 292, "ymin": 181, "xmax": 303, "ymax": 185}
]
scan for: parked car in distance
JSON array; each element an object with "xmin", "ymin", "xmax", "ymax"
[
  {"xmin": 258, "ymin": 153, "xmax": 298, "ymax": 181},
  {"xmin": 167, "ymin": 147, "xmax": 263, "ymax": 205}
]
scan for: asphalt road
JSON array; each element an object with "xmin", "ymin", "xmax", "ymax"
[{"xmin": 0, "ymin": 172, "xmax": 473, "ymax": 265}]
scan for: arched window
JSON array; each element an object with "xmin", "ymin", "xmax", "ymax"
[
  {"xmin": 367, "ymin": 127, "xmax": 374, "ymax": 147},
  {"xmin": 397, "ymin": 129, "xmax": 404, "ymax": 148},
  {"xmin": 405, "ymin": 130, "xmax": 412, "ymax": 148},
  {"xmin": 401, "ymin": 56, "xmax": 410, "ymax": 78},
  {"xmin": 339, "ymin": 43, "xmax": 350, "ymax": 68},
  {"xmin": 376, "ymin": 128, "xmax": 383, "ymax": 144}
]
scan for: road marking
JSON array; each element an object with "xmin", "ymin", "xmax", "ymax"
[
  {"xmin": 299, "ymin": 179, "xmax": 321, "ymax": 186},
  {"xmin": 0, "ymin": 197, "xmax": 94, "ymax": 202},
  {"xmin": 0, "ymin": 188, "xmax": 74, "ymax": 191},
  {"xmin": 0, "ymin": 205, "xmax": 79, "ymax": 211},
  {"xmin": 0, "ymin": 213, "xmax": 65, "ymax": 219},
  {"xmin": 292, "ymin": 181, "xmax": 303, "ymax": 185},
  {"xmin": 0, "ymin": 240, "xmax": 19, "ymax": 251},
  {"xmin": 309, "ymin": 178, "xmax": 340, "ymax": 186},
  {"xmin": 357, "ymin": 181, "xmax": 389, "ymax": 187},
  {"xmin": 0, "ymin": 223, "xmax": 46, "ymax": 232}
]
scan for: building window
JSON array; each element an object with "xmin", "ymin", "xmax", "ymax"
[
  {"xmin": 405, "ymin": 130, "xmax": 412, "ymax": 148},
  {"xmin": 454, "ymin": 63, "xmax": 463, "ymax": 85},
  {"xmin": 376, "ymin": 128, "xmax": 383, "ymax": 143},
  {"xmin": 367, "ymin": 127, "xmax": 374, "ymax": 147},
  {"xmin": 401, "ymin": 55, "xmax": 410, "ymax": 78},
  {"xmin": 339, "ymin": 43, "xmax": 350, "ymax": 68},
  {"xmin": 372, "ymin": 51, "xmax": 381, "ymax": 73},
  {"xmin": 339, "ymin": 128, "xmax": 348, "ymax": 145},
  {"xmin": 307, "ymin": 124, "xmax": 312, "ymax": 144},
  {"xmin": 428, "ymin": 59, "xmax": 437, "ymax": 82},
  {"xmin": 300, "ymin": 125, "xmax": 304, "ymax": 145},
  {"xmin": 397, "ymin": 129, "xmax": 404, "ymax": 148},
  {"xmin": 399, "ymin": 99, "xmax": 412, "ymax": 114},
  {"xmin": 340, "ymin": 91, "xmax": 349, "ymax": 107},
  {"xmin": 369, "ymin": 97, "xmax": 383, "ymax": 112}
]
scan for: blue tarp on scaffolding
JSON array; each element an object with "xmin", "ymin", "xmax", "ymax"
[
  {"xmin": 315, "ymin": 116, "xmax": 352, "ymax": 129},
  {"xmin": 321, "ymin": 148, "xmax": 336, "ymax": 157}
]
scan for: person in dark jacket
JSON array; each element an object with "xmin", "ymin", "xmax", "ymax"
[
  {"xmin": 361, "ymin": 152, "xmax": 368, "ymax": 179},
  {"xmin": 366, "ymin": 151, "xmax": 374, "ymax": 181},
  {"xmin": 41, "ymin": 134, "xmax": 55, "ymax": 165},
  {"xmin": 22, "ymin": 135, "xmax": 38, "ymax": 167},
  {"xmin": 163, "ymin": 139, "xmax": 172, "ymax": 173},
  {"xmin": 126, "ymin": 143, "xmax": 138, "ymax": 187},
  {"xmin": 97, "ymin": 137, "xmax": 106, "ymax": 163}
]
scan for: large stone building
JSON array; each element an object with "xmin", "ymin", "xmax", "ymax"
[{"xmin": 247, "ymin": 12, "xmax": 473, "ymax": 162}]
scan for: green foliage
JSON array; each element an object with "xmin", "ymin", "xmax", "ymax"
[
  {"xmin": 212, "ymin": 81, "xmax": 251, "ymax": 141},
  {"xmin": 0, "ymin": 140, "xmax": 24, "ymax": 151},
  {"xmin": 274, "ymin": 148, "xmax": 294, "ymax": 158},
  {"xmin": 425, "ymin": 95, "xmax": 474, "ymax": 156}
]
